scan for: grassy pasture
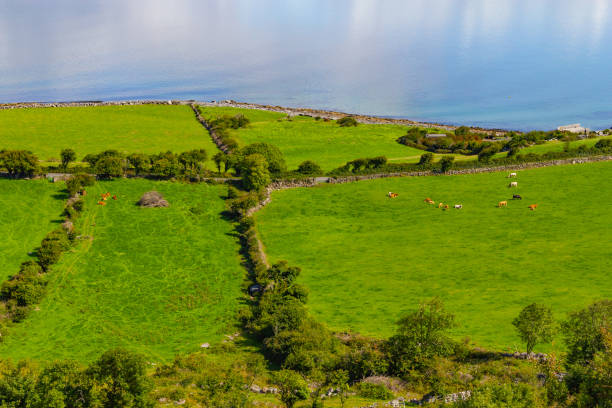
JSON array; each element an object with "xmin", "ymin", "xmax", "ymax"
[
  {"xmin": 0, "ymin": 105, "xmax": 219, "ymax": 162},
  {"xmin": 0, "ymin": 179, "xmax": 66, "ymax": 279},
  {"xmin": 198, "ymin": 106, "xmax": 432, "ymax": 170},
  {"xmin": 0, "ymin": 179, "xmax": 244, "ymax": 362},
  {"xmin": 255, "ymin": 161, "xmax": 612, "ymax": 350}
]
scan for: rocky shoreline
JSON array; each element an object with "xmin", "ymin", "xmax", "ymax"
[{"xmin": 0, "ymin": 99, "xmax": 508, "ymax": 134}]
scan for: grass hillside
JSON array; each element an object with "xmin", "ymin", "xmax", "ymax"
[
  {"xmin": 519, "ymin": 135, "xmax": 612, "ymax": 155},
  {"xmin": 0, "ymin": 179, "xmax": 66, "ymax": 279},
  {"xmin": 255, "ymin": 161, "xmax": 612, "ymax": 350},
  {"xmin": 0, "ymin": 179, "xmax": 244, "ymax": 362},
  {"xmin": 0, "ymin": 105, "xmax": 219, "ymax": 161},
  {"xmin": 198, "ymin": 106, "xmax": 430, "ymax": 170}
]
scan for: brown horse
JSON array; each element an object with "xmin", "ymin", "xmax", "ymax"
[{"xmin": 498, "ymin": 201, "xmax": 508, "ymax": 207}]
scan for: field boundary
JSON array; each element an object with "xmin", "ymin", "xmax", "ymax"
[{"xmin": 188, "ymin": 103, "xmax": 233, "ymax": 153}]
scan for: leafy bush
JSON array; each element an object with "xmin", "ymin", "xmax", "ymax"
[
  {"xmin": 0, "ymin": 150, "xmax": 39, "ymax": 177},
  {"xmin": 37, "ymin": 229, "xmax": 70, "ymax": 270},
  {"xmin": 357, "ymin": 383, "xmax": 394, "ymax": 400},
  {"xmin": 241, "ymin": 143, "xmax": 287, "ymax": 174},
  {"xmin": 65, "ymin": 173, "xmax": 95, "ymax": 196},
  {"xmin": 94, "ymin": 156, "xmax": 123, "ymax": 179},
  {"xmin": 240, "ymin": 154, "xmax": 271, "ymax": 191},
  {"xmin": 127, "ymin": 153, "xmax": 152, "ymax": 175},
  {"xmin": 297, "ymin": 160, "xmax": 322, "ymax": 175},
  {"xmin": 337, "ymin": 116, "xmax": 358, "ymax": 127},
  {"xmin": 419, "ymin": 152, "xmax": 434, "ymax": 165},
  {"xmin": 439, "ymin": 155, "xmax": 455, "ymax": 172}
]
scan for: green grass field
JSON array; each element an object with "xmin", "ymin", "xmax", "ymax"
[
  {"xmin": 255, "ymin": 161, "xmax": 612, "ymax": 350},
  {"xmin": 0, "ymin": 105, "xmax": 219, "ymax": 162},
  {"xmin": 519, "ymin": 136, "xmax": 612, "ymax": 155},
  {"xmin": 0, "ymin": 179, "xmax": 244, "ymax": 362},
  {"xmin": 198, "ymin": 106, "xmax": 432, "ymax": 170},
  {"xmin": 0, "ymin": 179, "xmax": 66, "ymax": 279}
]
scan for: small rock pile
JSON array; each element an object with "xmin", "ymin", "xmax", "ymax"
[{"xmin": 137, "ymin": 191, "xmax": 169, "ymax": 208}]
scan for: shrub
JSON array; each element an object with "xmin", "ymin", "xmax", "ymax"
[
  {"xmin": 240, "ymin": 154, "xmax": 270, "ymax": 191},
  {"xmin": 227, "ymin": 185, "xmax": 240, "ymax": 199},
  {"xmin": 594, "ymin": 138, "xmax": 612, "ymax": 150},
  {"xmin": 297, "ymin": 160, "xmax": 322, "ymax": 175},
  {"xmin": 241, "ymin": 143, "xmax": 287, "ymax": 174},
  {"xmin": 337, "ymin": 116, "xmax": 358, "ymax": 127},
  {"xmin": 213, "ymin": 152, "xmax": 229, "ymax": 173},
  {"xmin": 94, "ymin": 156, "xmax": 123, "ymax": 179},
  {"xmin": 37, "ymin": 229, "xmax": 70, "ymax": 270},
  {"xmin": 439, "ymin": 155, "xmax": 455, "ymax": 172},
  {"xmin": 65, "ymin": 173, "xmax": 95, "ymax": 196},
  {"xmin": 151, "ymin": 158, "xmax": 180, "ymax": 178},
  {"xmin": 127, "ymin": 153, "xmax": 151, "ymax": 175},
  {"xmin": 455, "ymin": 383, "xmax": 539, "ymax": 407},
  {"xmin": 561, "ymin": 300, "xmax": 612, "ymax": 366},
  {"xmin": 419, "ymin": 152, "xmax": 434, "ymax": 165},
  {"xmin": 357, "ymin": 383, "xmax": 394, "ymax": 400},
  {"xmin": 0, "ymin": 150, "xmax": 39, "ymax": 177},
  {"xmin": 367, "ymin": 156, "xmax": 387, "ymax": 168}
]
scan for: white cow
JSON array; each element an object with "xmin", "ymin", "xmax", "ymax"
[
  {"xmin": 454, "ymin": 204, "xmax": 463, "ymax": 209},
  {"xmin": 508, "ymin": 172, "xmax": 517, "ymax": 178},
  {"xmin": 509, "ymin": 181, "xmax": 518, "ymax": 187}
]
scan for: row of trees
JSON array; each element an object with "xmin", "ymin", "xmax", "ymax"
[{"xmin": 0, "ymin": 348, "xmax": 152, "ymax": 408}]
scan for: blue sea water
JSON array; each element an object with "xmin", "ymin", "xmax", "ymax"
[{"xmin": 1, "ymin": 0, "xmax": 611, "ymax": 130}]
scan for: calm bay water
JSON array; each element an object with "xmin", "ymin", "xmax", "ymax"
[{"xmin": 1, "ymin": 0, "xmax": 611, "ymax": 130}]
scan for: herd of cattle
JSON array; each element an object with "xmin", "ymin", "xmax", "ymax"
[
  {"xmin": 387, "ymin": 171, "xmax": 538, "ymax": 211},
  {"xmin": 97, "ymin": 192, "xmax": 117, "ymax": 206}
]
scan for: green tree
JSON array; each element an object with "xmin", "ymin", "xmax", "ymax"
[
  {"xmin": 571, "ymin": 329, "xmax": 612, "ymax": 407},
  {"xmin": 328, "ymin": 369, "xmax": 350, "ymax": 408},
  {"xmin": 512, "ymin": 303, "xmax": 556, "ymax": 353},
  {"xmin": 241, "ymin": 143, "xmax": 287, "ymax": 174},
  {"xmin": 87, "ymin": 348, "xmax": 153, "ymax": 408},
  {"xmin": 127, "ymin": 154, "xmax": 151, "ymax": 175},
  {"xmin": 240, "ymin": 154, "xmax": 270, "ymax": 191},
  {"xmin": 439, "ymin": 155, "xmax": 455, "ymax": 173},
  {"xmin": 419, "ymin": 152, "xmax": 434, "ymax": 165},
  {"xmin": 0, "ymin": 150, "xmax": 39, "ymax": 177},
  {"xmin": 31, "ymin": 360, "xmax": 92, "ymax": 408},
  {"xmin": 561, "ymin": 300, "xmax": 612, "ymax": 365},
  {"xmin": 60, "ymin": 148, "xmax": 77, "ymax": 170},
  {"xmin": 151, "ymin": 158, "xmax": 180, "ymax": 178},
  {"xmin": 213, "ymin": 151, "xmax": 228, "ymax": 173},
  {"xmin": 178, "ymin": 149, "xmax": 207, "ymax": 169},
  {"xmin": 297, "ymin": 160, "xmax": 322, "ymax": 175},
  {"xmin": 273, "ymin": 370, "xmax": 309, "ymax": 408},
  {"xmin": 94, "ymin": 156, "xmax": 123, "ymax": 179},
  {"xmin": 386, "ymin": 298, "xmax": 455, "ymax": 373}
]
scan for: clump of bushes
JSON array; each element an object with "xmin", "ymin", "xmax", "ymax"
[
  {"xmin": 0, "ymin": 150, "xmax": 39, "ymax": 177},
  {"xmin": 65, "ymin": 173, "xmax": 95, "ymax": 196},
  {"xmin": 337, "ymin": 116, "xmax": 358, "ymax": 127},
  {"xmin": 297, "ymin": 160, "xmax": 323, "ymax": 175},
  {"xmin": 357, "ymin": 383, "xmax": 394, "ymax": 400}
]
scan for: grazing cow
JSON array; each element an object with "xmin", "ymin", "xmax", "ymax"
[
  {"xmin": 438, "ymin": 202, "xmax": 444, "ymax": 208},
  {"xmin": 498, "ymin": 201, "xmax": 508, "ymax": 207},
  {"xmin": 454, "ymin": 204, "xmax": 462, "ymax": 209},
  {"xmin": 112, "ymin": 195, "xmax": 117, "ymax": 200},
  {"xmin": 97, "ymin": 201, "xmax": 106, "ymax": 206},
  {"xmin": 508, "ymin": 172, "xmax": 517, "ymax": 178},
  {"xmin": 81, "ymin": 190, "xmax": 87, "ymax": 196},
  {"xmin": 528, "ymin": 204, "xmax": 538, "ymax": 210},
  {"xmin": 509, "ymin": 182, "xmax": 518, "ymax": 187},
  {"xmin": 444, "ymin": 204, "xmax": 449, "ymax": 210},
  {"xmin": 513, "ymin": 194, "xmax": 522, "ymax": 200},
  {"xmin": 424, "ymin": 197, "xmax": 435, "ymax": 204}
]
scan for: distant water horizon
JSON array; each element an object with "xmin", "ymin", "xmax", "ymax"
[{"xmin": 1, "ymin": 0, "xmax": 611, "ymax": 131}]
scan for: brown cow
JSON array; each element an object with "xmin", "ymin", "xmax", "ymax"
[
  {"xmin": 528, "ymin": 204, "xmax": 538, "ymax": 210},
  {"xmin": 112, "ymin": 195, "xmax": 117, "ymax": 200},
  {"xmin": 438, "ymin": 202, "xmax": 444, "ymax": 208},
  {"xmin": 498, "ymin": 201, "xmax": 508, "ymax": 207},
  {"xmin": 424, "ymin": 198, "xmax": 435, "ymax": 204},
  {"xmin": 97, "ymin": 201, "xmax": 106, "ymax": 206}
]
